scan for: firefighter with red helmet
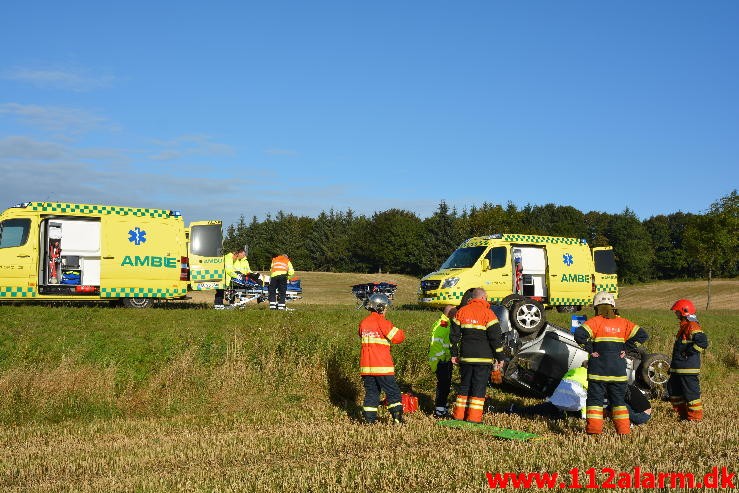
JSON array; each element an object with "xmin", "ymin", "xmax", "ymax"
[
  {"xmin": 668, "ymin": 299, "xmax": 709, "ymax": 421},
  {"xmin": 574, "ymin": 291, "xmax": 649, "ymax": 435},
  {"xmin": 449, "ymin": 288, "xmax": 506, "ymax": 423},
  {"xmin": 359, "ymin": 293, "xmax": 406, "ymax": 424}
]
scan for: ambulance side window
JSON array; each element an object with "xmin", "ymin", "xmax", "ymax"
[
  {"xmin": 0, "ymin": 219, "xmax": 31, "ymax": 248},
  {"xmin": 486, "ymin": 247, "xmax": 507, "ymax": 269}
]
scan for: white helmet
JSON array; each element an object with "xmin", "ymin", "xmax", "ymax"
[
  {"xmin": 592, "ymin": 291, "xmax": 616, "ymax": 307},
  {"xmin": 366, "ymin": 293, "xmax": 391, "ymax": 312}
]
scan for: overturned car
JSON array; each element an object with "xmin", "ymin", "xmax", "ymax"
[{"xmin": 490, "ymin": 304, "xmax": 671, "ymax": 399}]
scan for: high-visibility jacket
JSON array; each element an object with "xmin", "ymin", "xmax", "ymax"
[
  {"xmin": 428, "ymin": 313, "xmax": 452, "ymax": 371},
  {"xmin": 574, "ymin": 315, "xmax": 648, "ymax": 382},
  {"xmin": 270, "ymin": 255, "xmax": 294, "ymax": 277},
  {"xmin": 562, "ymin": 366, "xmax": 589, "ymax": 390},
  {"xmin": 359, "ymin": 311, "xmax": 405, "ymax": 376},
  {"xmin": 670, "ymin": 317, "xmax": 708, "ymax": 375},
  {"xmin": 450, "ymin": 298, "xmax": 505, "ymax": 365},
  {"xmin": 224, "ymin": 254, "xmax": 251, "ymax": 284}
]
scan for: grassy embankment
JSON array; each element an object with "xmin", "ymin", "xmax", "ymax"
[{"xmin": 0, "ymin": 274, "xmax": 737, "ymax": 491}]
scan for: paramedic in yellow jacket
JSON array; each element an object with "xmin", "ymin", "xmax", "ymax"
[
  {"xmin": 214, "ymin": 246, "xmax": 251, "ymax": 309},
  {"xmin": 268, "ymin": 253, "xmax": 294, "ymax": 310},
  {"xmin": 429, "ymin": 305, "xmax": 456, "ymax": 418}
]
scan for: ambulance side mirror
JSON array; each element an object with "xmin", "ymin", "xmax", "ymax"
[{"xmin": 481, "ymin": 258, "xmax": 490, "ymax": 271}]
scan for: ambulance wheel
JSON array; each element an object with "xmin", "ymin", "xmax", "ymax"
[
  {"xmin": 121, "ymin": 297, "xmax": 153, "ymax": 309},
  {"xmin": 510, "ymin": 299, "xmax": 546, "ymax": 335},
  {"xmin": 639, "ymin": 353, "xmax": 670, "ymax": 389}
]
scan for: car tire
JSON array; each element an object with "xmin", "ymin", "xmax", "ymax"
[
  {"xmin": 510, "ymin": 299, "xmax": 546, "ymax": 335},
  {"xmin": 121, "ymin": 297, "xmax": 153, "ymax": 309},
  {"xmin": 639, "ymin": 353, "xmax": 670, "ymax": 389}
]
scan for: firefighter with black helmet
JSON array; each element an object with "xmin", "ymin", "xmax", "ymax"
[
  {"xmin": 668, "ymin": 299, "xmax": 709, "ymax": 421},
  {"xmin": 574, "ymin": 291, "xmax": 648, "ymax": 435},
  {"xmin": 358, "ymin": 293, "xmax": 406, "ymax": 424}
]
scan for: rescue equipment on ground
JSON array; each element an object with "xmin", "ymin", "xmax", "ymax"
[{"xmin": 352, "ymin": 282, "xmax": 398, "ymax": 309}]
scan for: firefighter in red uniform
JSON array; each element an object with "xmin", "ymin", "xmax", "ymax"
[
  {"xmin": 449, "ymin": 288, "xmax": 506, "ymax": 423},
  {"xmin": 359, "ymin": 293, "xmax": 406, "ymax": 424},
  {"xmin": 574, "ymin": 292, "xmax": 649, "ymax": 435},
  {"xmin": 668, "ymin": 299, "xmax": 709, "ymax": 421}
]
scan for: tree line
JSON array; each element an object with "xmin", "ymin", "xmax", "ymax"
[{"xmin": 223, "ymin": 191, "xmax": 737, "ymax": 285}]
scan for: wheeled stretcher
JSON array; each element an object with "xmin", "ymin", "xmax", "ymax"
[{"xmin": 225, "ymin": 273, "xmax": 303, "ymax": 309}]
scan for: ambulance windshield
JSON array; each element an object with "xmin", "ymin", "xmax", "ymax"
[{"xmin": 440, "ymin": 246, "xmax": 486, "ymax": 269}]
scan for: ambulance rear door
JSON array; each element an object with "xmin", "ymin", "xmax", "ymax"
[
  {"xmin": 592, "ymin": 246, "xmax": 618, "ymax": 298},
  {"xmin": 187, "ymin": 220, "xmax": 224, "ymax": 290}
]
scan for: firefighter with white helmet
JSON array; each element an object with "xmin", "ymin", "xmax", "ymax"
[
  {"xmin": 667, "ymin": 299, "xmax": 709, "ymax": 421},
  {"xmin": 358, "ymin": 293, "xmax": 406, "ymax": 424},
  {"xmin": 574, "ymin": 291, "xmax": 649, "ymax": 435}
]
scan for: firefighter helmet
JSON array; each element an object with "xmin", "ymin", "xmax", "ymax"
[
  {"xmin": 592, "ymin": 291, "xmax": 616, "ymax": 307},
  {"xmin": 671, "ymin": 299, "xmax": 696, "ymax": 316},
  {"xmin": 365, "ymin": 293, "xmax": 391, "ymax": 312}
]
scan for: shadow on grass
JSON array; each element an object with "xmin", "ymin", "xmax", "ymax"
[{"xmin": 325, "ymin": 354, "xmax": 362, "ymax": 421}]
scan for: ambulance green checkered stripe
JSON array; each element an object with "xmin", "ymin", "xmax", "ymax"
[
  {"xmin": 27, "ymin": 202, "xmax": 175, "ymax": 218},
  {"xmin": 101, "ymin": 287, "xmax": 187, "ymax": 298},
  {"xmin": 190, "ymin": 269, "xmax": 224, "ymax": 281},
  {"xmin": 501, "ymin": 234, "xmax": 585, "ymax": 245},
  {"xmin": 597, "ymin": 284, "xmax": 618, "ymax": 291},
  {"xmin": 0, "ymin": 286, "xmax": 36, "ymax": 297},
  {"xmin": 550, "ymin": 297, "xmax": 592, "ymax": 304}
]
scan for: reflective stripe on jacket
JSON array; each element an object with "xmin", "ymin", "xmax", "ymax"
[
  {"xmin": 428, "ymin": 314, "xmax": 451, "ymax": 371},
  {"xmin": 574, "ymin": 315, "xmax": 648, "ymax": 382},
  {"xmin": 359, "ymin": 311, "xmax": 405, "ymax": 375},
  {"xmin": 670, "ymin": 319, "xmax": 708, "ymax": 374},
  {"xmin": 450, "ymin": 298, "xmax": 504, "ymax": 365},
  {"xmin": 270, "ymin": 255, "xmax": 294, "ymax": 277}
]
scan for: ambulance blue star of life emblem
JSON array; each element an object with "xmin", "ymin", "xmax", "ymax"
[
  {"xmin": 563, "ymin": 253, "xmax": 573, "ymax": 266},
  {"xmin": 128, "ymin": 227, "xmax": 147, "ymax": 245}
]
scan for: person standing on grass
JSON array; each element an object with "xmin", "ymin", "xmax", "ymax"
[
  {"xmin": 667, "ymin": 299, "xmax": 709, "ymax": 421},
  {"xmin": 268, "ymin": 252, "xmax": 294, "ymax": 310},
  {"xmin": 449, "ymin": 288, "xmax": 507, "ymax": 423},
  {"xmin": 428, "ymin": 305, "xmax": 456, "ymax": 418},
  {"xmin": 574, "ymin": 291, "xmax": 648, "ymax": 435},
  {"xmin": 359, "ymin": 293, "xmax": 406, "ymax": 424}
]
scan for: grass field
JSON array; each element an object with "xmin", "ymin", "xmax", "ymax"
[{"xmin": 0, "ymin": 275, "xmax": 737, "ymax": 492}]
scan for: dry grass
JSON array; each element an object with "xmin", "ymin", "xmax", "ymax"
[{"xmin": 0, "ymin": 277, "xmax": 737, "ymax": 492}]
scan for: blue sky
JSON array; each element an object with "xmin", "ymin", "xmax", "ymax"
[{"xmin": 1, "ymin": 1, "xmax": 737, "ymax": 227}]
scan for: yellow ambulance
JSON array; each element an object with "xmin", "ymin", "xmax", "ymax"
[
  {"xmin": 419, "ymin": 233, "xmax": 618, "ymax": 333},
  {"xmin": 0, "ymin": 201, "xmax": 224, "ymax": 307}
]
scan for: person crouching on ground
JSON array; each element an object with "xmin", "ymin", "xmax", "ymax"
[
  {"xmin": 574, "ymin": 291, "xmax": 648, "ymax": 435},
  {"xmin": 428, "ymin": 305, "xmax": 456, "ymax": 418},
  {"xmin": 359, "ymin": 293, "xmax": 406, "ymax": 424},
  {"xmin": 449, "ymin": 288, "xmax": 507, "ymax": 423},
  {"xmin": 668, "ymin": 299, "xmax": 709, "ymax": 421}
]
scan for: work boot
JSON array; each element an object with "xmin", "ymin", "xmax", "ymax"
[
  {"xmin": 433, "ymin": 407, "xmax": 449, "ymax": 419},
  {"xmin": 390, "ymin": 408, "xmax": 404, "ymax": 424},
  {"xmin": 214, "ymin": 304, "xmax": 225, "ymax": 310}
]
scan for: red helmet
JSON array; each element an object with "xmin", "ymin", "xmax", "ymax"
[{"xmin": 671, "ymin": 299, "xmax": 696, "ymax": 316}]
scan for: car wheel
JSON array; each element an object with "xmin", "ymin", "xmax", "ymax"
[
  {"xmin": 510, "ymin": 299, "xmax": 546, "ymax": 335},
  {"xmin": 121, "ymin": 297, "xmax": 153, "ymax": 309},
  {"xmin": 639, "ymin": 353, "xmax": 670, "ymax": 388}
]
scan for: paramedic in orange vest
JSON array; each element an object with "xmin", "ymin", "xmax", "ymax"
[
  {"xmin": 574, "ymin": 291, "xmax": 648, "ymax": 435},
  {"xmin": 449, "ymin": 288, "xmax": 506, "ymax": 423},
  {"xmin": 359, "ymin": 293, "xmax": 406, "ymax": 424},
  {"xmin": 667, "ymin": 299, "xmax": 709, "ymax": 421},
  {"xmin": 268, "ymin": 253, "xmax": 294, "ymax": 310}
]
